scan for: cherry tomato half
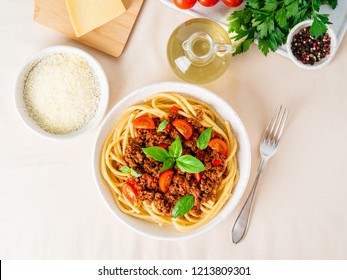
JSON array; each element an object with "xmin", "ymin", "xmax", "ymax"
[
  {"xmin": 159, "ymin": 170, "xmax": 174, "ymax": 193},
  {"xmin": 133, "ymin": 116, "xmax": 155, "ymax": 129},
  {"xmin": 222, "ymin": 0, "xmax": 243, "ymax": 7},
  {"xmin": 194, "ymin": 172, "xmax": 201, "ymax": 183},
  {"xmin": 198, "ymin": 0, "xmax": 219, "ymax": 7},
  {"xmin": 173, "ymin": 0, "xmax": 197, "ymax": 9},
  {"xmin": 122, "ymin": 182, "xmax": 138, "ymax": 203},
  {"xmin": 208, "ymin": 138, "xmax": 228, "ymax": 157},
  {"xmin": 172, "ymin": 119, "xmax": 193, "ymax": 140}
]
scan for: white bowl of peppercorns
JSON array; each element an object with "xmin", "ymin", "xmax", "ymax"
[{"xmin": 287, "ymin": 19, "xmax": 337, "ymax": 70}]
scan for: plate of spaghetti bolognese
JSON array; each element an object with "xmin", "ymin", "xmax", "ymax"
[{"xmin": 93, "ymin": 82, "xmax": 251, "ymax": 240}]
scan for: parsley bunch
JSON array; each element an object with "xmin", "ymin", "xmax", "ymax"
[{"xmin": 228, "ymin": 0, "xmax": 338, "ymax": 56}]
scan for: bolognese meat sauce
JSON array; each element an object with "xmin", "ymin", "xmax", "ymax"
[{"xmin": 123, "ymin": 109, "xmax": 227, "ymax": 216}]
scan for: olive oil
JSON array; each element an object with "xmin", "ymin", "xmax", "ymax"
[{"xmin": 167, "ymin": 18, "xmax": 234, "ymax": 84}]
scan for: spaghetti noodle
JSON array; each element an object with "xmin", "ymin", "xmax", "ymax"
[{"xmin": 100, "ymin": 93, "xmax": 239, "ymax": 232}]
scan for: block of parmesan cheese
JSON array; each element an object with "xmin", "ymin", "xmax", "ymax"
[{"xmin": 66, "ymin": 0, "xmax": 126, "ymax": 37}]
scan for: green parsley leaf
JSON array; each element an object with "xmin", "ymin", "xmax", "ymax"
[
  {"xmin": 228, "ymin": 11, "xmax": 242, "ymax": 32},
  {"xmin": 310, "ymin": 14, "xmax": 328, "ymax": 37},
  {"xmin": 263, "ymin": 0, "xmax": 278, "ymax": 12},
  {"xmin": 275, "ymin": 7, "xmax": 288, "ymax": 29},
  {"xmin": 172, "ymin": 195, "xmax": 194, "ymax": 218},
  {"xmin": 257, "ymin": 17, "xmax": 275, "ymax": 38},
  {"xmin": 227, "ymin": 0, "xmax": 337, "ymax": 56},
  {"xmin": 169, "ymin": 137, "xmax": 182, "ymax": 159},
  {"xmin": 142, "ymin": 147, "xmax": 170, "ymax": 162},
  {"xmin": 228, "ymin": 9, "xmax": 253, "ymax": 33},
  {"xmin": 157, "ymin": 120, "xmax": 168, "ymax": 132},
  {"xmin": 269, "ymin": 27, "xmax": 286, "ymax": 51},
  {"xmin": 312, "ymin": 0, "xmax": 321, "ymax": 11},
  {"xmin": 328, "ymin": 0, "xmax": 338, "ymax": 9},
  {"xmin": 176, "ymin": 155, "xmax": 205, "ymax": 173},
  {"xmin": 248, "ymin": 0, "xmax": 261, "ymax": 9},
  {"xmin": 316, "ymin": 13, "xmax": 333, "ymax": 24},
  {"xmin": 197, "ymin": 127, "xmax": 213, "ymax": 150},
  {"xmin": 286, "ymin": 1, "xmax": 299, "ymax": 17},
  {"xmin": 233, "ymin": 38, "xmax": 254, "ymax": 56},
  {"xmin": 258, "ymin": 38, "xmax": 271, "ymax": 56},
  {"xmin": 284, "ymin": 0, "xmax": 295, "ymax": 5},
  {"xmin": 231, "ymin": 30, "xmax": 251, "ymax": 41}
]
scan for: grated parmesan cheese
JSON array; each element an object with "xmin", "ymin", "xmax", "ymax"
[{"xmin": 23, "ymin": 53, "xmax": 101, "ymax": 134}]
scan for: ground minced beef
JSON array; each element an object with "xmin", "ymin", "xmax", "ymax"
[{"xmin": 123, "ymin": 110, "xmax": 227, "ymax": 216}]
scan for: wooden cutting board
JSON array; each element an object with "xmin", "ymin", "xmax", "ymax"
[{"xmin": 33, "ymin": 0, "xmax": 144, "ymax": 57}]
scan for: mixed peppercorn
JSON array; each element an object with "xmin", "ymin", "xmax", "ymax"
[{"xmin": 291, "ymin": 26, "xmax": 331, "ymax": 65}]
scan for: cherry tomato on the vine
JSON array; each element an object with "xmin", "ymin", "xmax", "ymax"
[
  {"xmin": 133, "ymin": 116, "xmax": 156, "ymax": 129},
  {"xmin": 198, "ymin": 0, "xmax": 219, "ymax": 7},
  {"xmin": 122, "ymin": 181, "xmax": 138, "ymax": 203},
  {"xmin": 222, "ymin": 0, "xmax": 243, "ymax": 7},
  {"xmin": 173, "ymin": 0, "xmax": 197, "ymax": 9}
]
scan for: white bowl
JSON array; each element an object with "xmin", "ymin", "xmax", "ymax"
[
  {"xmin": 92, "ymin": 82, "xmax": 251, "ymax": 240},
  {"xmin": 286, "ymin": 19, "xmax": 337, "ymax": 70},
  {"xmin": 15, "ymin": 45, "xmax": 109, "ymax": 140}
]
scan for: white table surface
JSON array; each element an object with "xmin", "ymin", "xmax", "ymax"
[{"xmin": 1, "ymin": 0, "xmax": 347, "ymax": 259}]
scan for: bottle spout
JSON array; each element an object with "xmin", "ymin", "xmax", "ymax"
[
  {"xmin": 181, "ymin": 32, "xmax": 234, "ymax": 66},
  {"xmin": 214, "ymin": 43, "xmax": 235, "ymax": 56},
  {"xmin": 182, "ymin": 32, "xmax": 215, "ymax": 66}
]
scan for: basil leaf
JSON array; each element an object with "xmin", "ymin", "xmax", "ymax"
[
  {"xmin": 157, "ymin": 120, "xmax": 169, "ymax": 132},
  {"xmin": 119, "ymin": 166, "xmax": 141, "ymax": 177},
  {"xmin": 172, "ymin": 195, "xmax": 194, "ymax": 218},
  {"xmin": 197, "ymin": 127, "xmax": 213, "ymax": 150},
  {"xmin": 142, "ymin": 147, "xmax": 170, "ymax": 162},
  {"xmin": 176, "ymin": 155, "xmax": 205, "ymax": 173},
  {"xmin": 119, "ymin": 166, "xmax": 131, "ymax": 173},
  {"xmin": 169, "ymin": 136, "xmax": 182, "ymax": 159},
  {"xmin": 130, "ymin": 169, "xmax": 142, "ymax": 178},
  {"xmin": 159, "ymin": 158, "xmax": 175, "ymax": 173}
]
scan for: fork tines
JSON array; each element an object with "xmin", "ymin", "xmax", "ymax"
[{"xmin": 263, "ymin": 105, "xmax": 288, "ymax": 144}]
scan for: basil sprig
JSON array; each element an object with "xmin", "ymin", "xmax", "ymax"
[
  {"xmin": 142, "ymin": 137, "xmax": 205, "ymax": 173},
  {"xmin": 197, "ymin": 127, "xmax": 212, "ymax": 150},
  {"xmin": 157, "ymin": 120, "xmax": 168, "ymax": 132},
  {"xmin": 172, "ymin": 195, "xmax": 194, "ymax": 218},
  {"xmin": 118, "ymin": 166, "xmax": 142, "ymax": 178}
]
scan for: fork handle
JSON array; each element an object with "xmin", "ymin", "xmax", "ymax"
[{"xmin": 231, "ymin": 159, "xmax": 266, "ymax": 244}]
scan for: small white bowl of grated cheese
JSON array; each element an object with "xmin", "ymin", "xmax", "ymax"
[{"xmin": 15, "ymin": 45, "xmax": 109, "ymax": 140}]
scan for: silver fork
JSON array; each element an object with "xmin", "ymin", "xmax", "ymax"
[{"xmin": 231, "ymin": 105, "xmax": 289, "ymax": 244}]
